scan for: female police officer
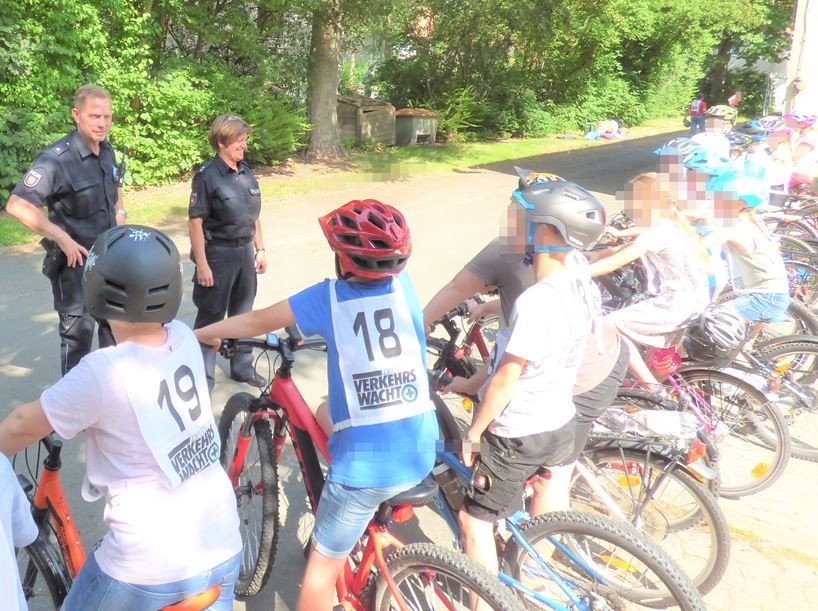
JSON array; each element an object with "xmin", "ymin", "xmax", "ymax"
[{"xmin": 188, "ymin": 115, "xmax": 267, "ymax": 390}]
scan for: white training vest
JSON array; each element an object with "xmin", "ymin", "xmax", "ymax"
[
  {"xmin": 329, "ymin": 278, "xmax": 433, "ymax": 431},
  {"xmin": 104, "ymin": 321, "xmax": 219, "ymax": 489}
]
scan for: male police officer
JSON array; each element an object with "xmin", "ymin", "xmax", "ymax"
[{"xmin": 6, "ymin": 84, "xmax": 125, "ymax": 375}]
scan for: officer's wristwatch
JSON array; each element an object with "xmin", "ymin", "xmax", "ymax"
[{"xmin": 116, "ymin": 209, "xmax": 128, "ymax": 219}]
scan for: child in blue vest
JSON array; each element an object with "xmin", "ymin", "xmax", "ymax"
[{"xmin": 196, "ymin": 199, "xmax": 438, "ymax": 610}]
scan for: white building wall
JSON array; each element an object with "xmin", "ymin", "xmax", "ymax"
[{"xmin": 785, "ymin": 0, "xmax": 818, "ymax": 113}]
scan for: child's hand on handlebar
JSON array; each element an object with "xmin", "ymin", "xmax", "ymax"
[
  {"xmin": 467, "ymin": 300, "xmax": 499, "ymax": 324},
  {"xmin": 194, "ymin": 329, "xmax": 221, "ymax": 352}
]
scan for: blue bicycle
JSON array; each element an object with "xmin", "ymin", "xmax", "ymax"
[{"xmin": 431, "ymin": 399, "xmax": 706, "ymax": 610}]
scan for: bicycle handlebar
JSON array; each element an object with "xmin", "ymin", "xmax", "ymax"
[{"xmin": 219, "ymin": 330, "xmax": 326, "ymax": 360}]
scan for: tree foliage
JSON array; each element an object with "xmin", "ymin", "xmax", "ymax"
[{"xmin": 0, "ymin": 0, "xmax": 795, "ymax": 202}]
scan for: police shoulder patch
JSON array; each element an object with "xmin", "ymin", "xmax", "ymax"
[
  {"xmin": 197, "ymin": 161, "xmax": 212, "ymax": 174},
  {"xmin": 23, "ymin": 170, "xmax": 42, "ymax": 188},
  {"xmin": 189, "ymin": 192, "xmax": 198, "ymax": 207}
]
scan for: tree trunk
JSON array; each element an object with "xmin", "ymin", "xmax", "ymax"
[
  {"xmin": 709, "ymin": 34, "xmax": 732, "ymax": 102},
  {"xmin": 306, "ymin": 0, "xmax": 344, "ymax": 160}
]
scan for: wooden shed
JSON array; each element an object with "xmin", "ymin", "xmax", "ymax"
[{"xmin": 337, "ymin": 95, "xmax": 396, "ymax": 146}]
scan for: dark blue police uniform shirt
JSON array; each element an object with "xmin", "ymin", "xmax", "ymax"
[
  {"xmin": 11, "ymin": 130, "xmax": 118, "ymax": 249},
  {"xmin": 188, "ymin": 156, "xmax": 262, "ymax": 241}
]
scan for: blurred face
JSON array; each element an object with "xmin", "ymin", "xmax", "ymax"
[
  {"xmin": 711, "ymin": 191, "xmax": 742, "ymax": 224},
  {"xmin": 72, "ymin": 96, "xmax": 112, "ymax": 146},
  {"xmin": 499, "ymin": 198, "xmax": 527, "ymax": 253},
  {"xmin": 622, "ymin": 178, "xmax": 669, "ymax": 227},
  {"xmin": 217, "ymin": 134, "xmax": 248, "ymax": 166}
]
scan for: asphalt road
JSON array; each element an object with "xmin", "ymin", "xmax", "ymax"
[{"xmin": 0, "ymin": 130, "xmax": 677, "ymax": 609}]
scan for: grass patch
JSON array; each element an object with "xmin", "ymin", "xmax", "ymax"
[{"xmin": 0, "ymin": 118, "xmax": 681, "ymax": 247}]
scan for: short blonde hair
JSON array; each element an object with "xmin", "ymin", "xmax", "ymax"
[
  {"xmin": 208, "ymin": 115, "xmax": 252, "ymax": 151},
  {"xmin": 73, "ymin": 84, "xmax": 110, "ymax": 110}
]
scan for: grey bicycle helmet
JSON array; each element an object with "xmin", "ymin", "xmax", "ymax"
[
  {"xmin": 83, "ymin": 225, "xmax": 183, "ymax": 323},
  {"xmin": 513, "ymin": 179, "xmax": 606, "ymax": 250},
  {"xmin": 685, "ymin": 304, "xmax": 747, "ymax": 365}
]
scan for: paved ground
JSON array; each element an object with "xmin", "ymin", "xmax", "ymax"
[{"xmin": 2, "ymin": 130, "xmax": 816, "ymax": 609}]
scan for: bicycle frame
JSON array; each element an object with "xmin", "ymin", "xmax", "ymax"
[
  {"xmin": 23, "ymin": 436, "xmax": 86, "ymax": 579},
  {"xmin": 223, "ymin": 334, "xmax": 431, "ymax": 609},
  {"xmin": 432, "ymin": 450, "xmax": 607, "ymax": 611}
]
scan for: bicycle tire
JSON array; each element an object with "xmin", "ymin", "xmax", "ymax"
[
  {"xmin": 218, "ymin": 392, "xmax": 279, "ymax": 597},
  {"xmin": 573, "ymin": 449, "xmax": 730, "ymax": 596},
  {"xmin": 17, "ymin": 534, "xmax": 73, "ymax": 610},
  {"xmin": 777, "ymin": 233, "xmax": 818, "ymax": 255},
  {"xmin": 433, "ymin": 393, "xmax": 461, "ymax": 443},
  {"xmin": 674, "ymin": 368, "xmax": 791, "ymax": 498},
  {"xmin": 504, "ymin": 511, "xmax": 705, "ymax": 610},
  {"xmin": 373, "ymin": 542, "xmax": 523, "ymax": 611},
  {"xmin": 612, "ymin": 388, "xmax": 720, "ymax": 497},
  {"xmin": 764, "ymin": 217, "xmax": 818, "ymax": 242},
  {"xmin": 783, "ymin": 259, "xmax": 818, "ymax": 310},
  {"xmin": 716, "ymin": 290, "xmax": 818, "ymax": 340},
  {"xmin": 756, "ymin": 340, "xmax": 818, "ymax": 462}
]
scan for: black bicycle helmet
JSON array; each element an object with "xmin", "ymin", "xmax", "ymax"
[
  {"xmin": 513, "ymin": 180, "xmax": 606, "ymax": 250},
  {"xmin": 83, "ymin": 225, "xmax": 183, "ymax": 323},
  {"xmin": 685, "ymin": 304, "xmax": 747, "ymax": 365}
]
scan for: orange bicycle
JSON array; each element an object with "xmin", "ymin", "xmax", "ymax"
[{"xmin": 14, "ymin": 435, "xmax": 224, "ymax": 611}]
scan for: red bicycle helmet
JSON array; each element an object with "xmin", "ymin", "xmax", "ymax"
[{"xmin": 319, "ymin": 199, "xmax": 412, "ymax": 279}]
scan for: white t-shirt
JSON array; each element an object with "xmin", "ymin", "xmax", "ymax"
[
  {"xmin": 634, "ymin": 220, "xmax": 709, "ymax": 309},
  {"xmin": 1, "ymin": 454, "xmax": 38, "ymax": 611},
  {"xmin": 39, "ymin": 320, "xmax": 241, "ymax": 585},
  {"xmin": 482, "ymin": 260, "xmax": 592, "ymax": 437}
]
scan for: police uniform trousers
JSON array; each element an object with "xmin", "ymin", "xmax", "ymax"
[
  {"xmin": 52, "ymin": 264, "xmax": 115, "ymax": 376},
  {"xmin": 192, "ymin": 241, "xmax": 258, "ymax": 390}
]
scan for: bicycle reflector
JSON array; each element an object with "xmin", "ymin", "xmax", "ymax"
[
  {"xmin": 461, "ymin": 397, "xmax": 474, "ymax": 413},
  {"xmin": 686, "ymin": 439, "xmax": 708, "ymax": 466},
  {"xmin": 392, "ymin": 504, "xmax": 415, "ymax": 523}
]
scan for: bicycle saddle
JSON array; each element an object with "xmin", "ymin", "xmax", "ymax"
[{"xmin": 387, "ymin": 477, "xmax": 439, "ymax": 507}]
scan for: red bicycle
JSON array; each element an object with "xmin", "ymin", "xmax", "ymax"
[{"xmin": 217, "ymin": 328, "xmax": 521, "ymax": 609}]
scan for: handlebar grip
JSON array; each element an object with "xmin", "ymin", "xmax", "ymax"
[{"xmin": 285, "ymin": 325, "xmax": 303, "ymax": 344}]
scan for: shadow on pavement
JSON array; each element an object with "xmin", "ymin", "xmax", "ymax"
[{"xmin": 469, "ymin": 129, "xmax": 687, "ymax": 198}]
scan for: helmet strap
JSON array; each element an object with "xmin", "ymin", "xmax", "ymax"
[
  {"xmin": 334, "ymin": 254, "xmax": 354, "ymax": 280},
  {"xmin": 526, "ymin": 222, "xmax": 572, "ymax": 255}
]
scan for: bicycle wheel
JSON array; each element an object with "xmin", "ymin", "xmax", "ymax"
[
  {"xmin": 777, "ymin": 234, "xmax": 818, "ymax": 257},
  {"xmin": 611, "ymin": 388, "xmax": 720, "ymax": 497},
  {"xmin": 373, "ymin": 543, "xmax": 522, "ymax": 611},
  {"xmin": 784, "ymin": 259, "xmax": 818, "ymax": 310},
  {"xmin": 765, "ymin": 216, "xmax": 818, "ymax": 242},
  {"xmin": 674, "ymin": 368, "xmax": 791, "ymax": 498},
  {"xmin": 16, "ymin": 534, "xmax": 72, "ymax": 610},
  {"xmin": 572, "ymin": 449, "xmax": 730, "ymax": 596},
  {"xmin": 756, "ymin": 340, "xmax": 818, "ymax": 461},
  {"xmin": 504, "ymin": 511, "xmax": 705, "ymax": 610},
  {"xmin": 218, "ymin": 392, "xmax": 279, "ymax": 596}
]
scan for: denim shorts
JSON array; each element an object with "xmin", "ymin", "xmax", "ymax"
[
  {"xmin": 730, "ymin": 292, "xmax": 790, "ymax": 323},
  {"xmin": 312, "ymin": 479, "xmax": 420, "ymax": 559},
  {"xmin": 62, "ymin": 549, "xmax": 241, "ymax": 610}
]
